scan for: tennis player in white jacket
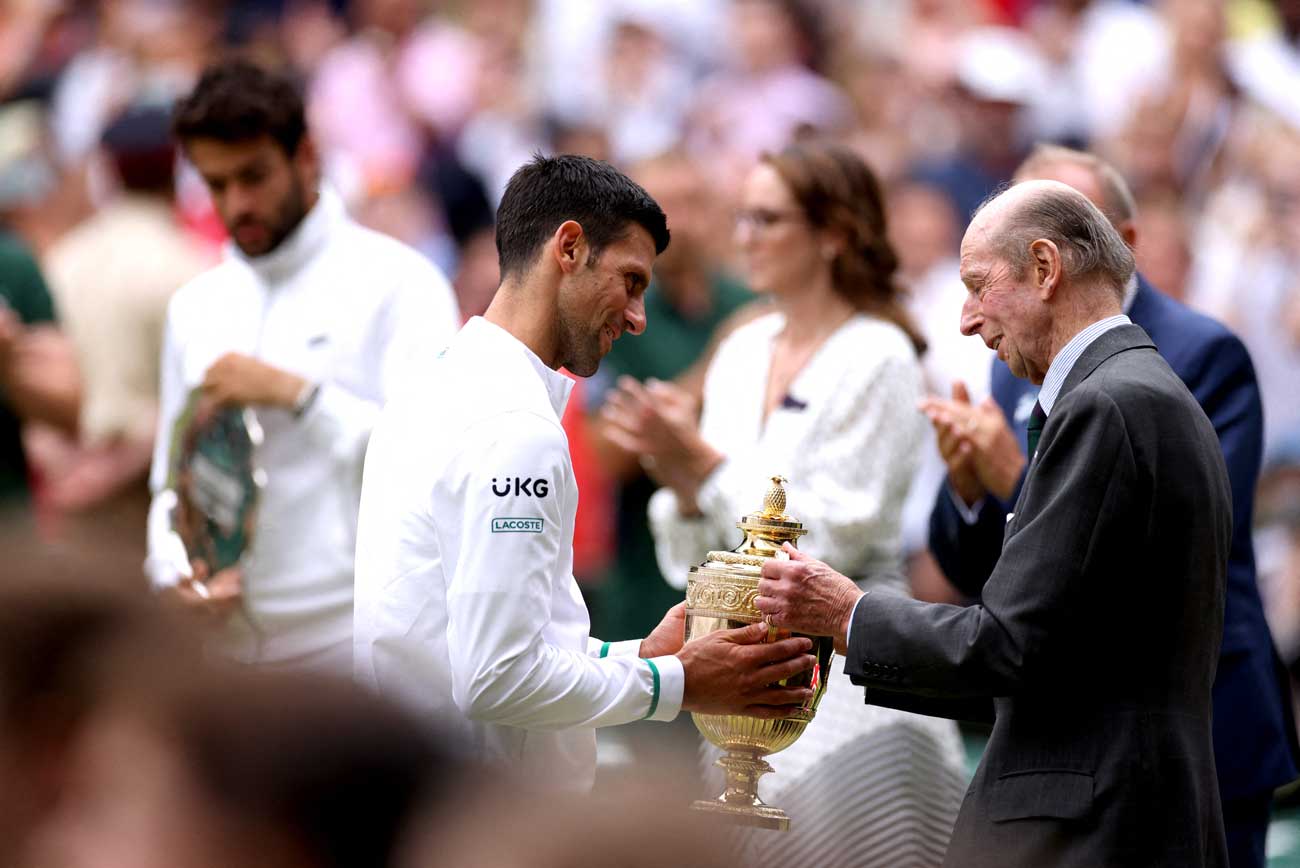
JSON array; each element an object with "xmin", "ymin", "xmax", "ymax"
[
  {"xmin": 147, "ymin": 62, "xmax": 459, "ymax": 671},
  {"xmin": 354, "ymin": 154, "xmax": 815, "ymax": 791}
]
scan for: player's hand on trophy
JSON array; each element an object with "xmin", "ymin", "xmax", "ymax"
[
  {"xmin": 202, "ymin": 352, "xmax": 306, "ymax": 410},
  {"xmin": 166, "ymin": 558, "xmax": 244, "ymax": 620},
  {"xmin": 640, "ymin": 602, "xmax": 687, "ymax": 658},
  {"xmin": 677, "ymin": 621, "xmax": 816, "ymax": 718},
  {"xmin": 757, "ymin": 544, "xmax": 864, "ymax": 655}
]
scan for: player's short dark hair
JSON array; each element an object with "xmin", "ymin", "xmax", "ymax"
[
  {"xmin": 494, "ymin": 154, "xmax": 670, "ymax": 279},
  {"xmin": 172, "ymin": 60, "xmax": 306, "ymax": 156}
]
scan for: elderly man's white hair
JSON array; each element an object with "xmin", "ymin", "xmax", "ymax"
[{"xmin": 973, "ymin": 180, "xmax": 1136, "ymax": 302}]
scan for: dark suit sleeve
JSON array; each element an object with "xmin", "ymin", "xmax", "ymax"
[
  {"xmin": 1179, "ymin": 332, "xmax": 1264, "ymax": 650},
  {"xmin": 850, "ymin": 680, "xmax": 996, "ymax": 724},
  {"xmin": 928, "ymin": 485, "xmax": 1012, "ymax": 598},
  {"xmin": 1181, "ymin": 332, "xmax": 1261, "ymax": 534},
  {"xmin": 848, "ymin": 391, "xmax": 1135, "ymax": 699}
]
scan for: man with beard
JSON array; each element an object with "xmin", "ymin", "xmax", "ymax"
[
  {"xmin": 146, "ymin": 61, "xmax": 459, "ymax": 671},
  {"xmin": 354, "ymin": 154, "xmax": 816, "ymax": 791}
]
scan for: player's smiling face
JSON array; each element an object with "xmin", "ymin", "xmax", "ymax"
[{"xmin": 556, "ymin": 223, "xmax": 654, "ymax": 377}]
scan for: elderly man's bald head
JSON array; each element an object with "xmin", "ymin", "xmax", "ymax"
[
  {"xmin": 968, "ymin": 180, "xmax": 1135, "ymax": 301},
  {"xmin": 1014, "ymin": 144, "xmax": 1138, "ymax": 232}
]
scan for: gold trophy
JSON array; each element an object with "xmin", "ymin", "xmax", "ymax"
[{"xmin": 685, "ymin": 476, "xmax": 833, "ymax": 831}]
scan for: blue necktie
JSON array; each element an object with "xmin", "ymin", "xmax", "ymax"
[{"xmin": 1026, "ymin": 400, "xmax": 1046, "ymax": 458}]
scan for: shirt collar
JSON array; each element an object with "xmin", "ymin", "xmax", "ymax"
[
  {"xmin": 228, "ymin": 186, "xmax": 342, "ymax": 285},
  {"xmin": 462, "ymin": 317, "xmax": 575, "ymax": 419},
  {"xmin": 1037, "ymin": 313, "xmax": 1132, "ymax": 415},
  {"xmin": 1121, "ymin": 272, "xmax": 1138, "ymax": 313}
]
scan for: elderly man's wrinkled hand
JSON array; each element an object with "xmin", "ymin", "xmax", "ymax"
[{"xmin": 756, "ymin": 544, "xmax": 863, "ymax": 655}]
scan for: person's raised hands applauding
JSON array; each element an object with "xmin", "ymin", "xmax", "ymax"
[
  {"xmin": 600, "ymin": 375, "xmax": 723, "ymax": 515},
  {"xmin": 919, "ymin": 380, "xmax": 1025, "ymax": 506}
]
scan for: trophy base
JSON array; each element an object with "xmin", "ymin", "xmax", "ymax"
[
  {"xmin": 690, "ymin": 798, "xmax": 790, "ymax": 831},
  {"xmin": 691, "ymin": 750, "xmax": 791, "ymax": 831}
]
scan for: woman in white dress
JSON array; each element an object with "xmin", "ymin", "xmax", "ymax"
[{"xmin": 602, "ymin": 142, "xmax": 967, "ymax": 867}]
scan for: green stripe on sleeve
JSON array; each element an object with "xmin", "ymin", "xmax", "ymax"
[
  {"xmin": 599, "ymin": 641, "xmax": 611, "ymax": 658},
  {"xmin": 643, "ymin": 658, "xmax": 661, "ymax": 720}
]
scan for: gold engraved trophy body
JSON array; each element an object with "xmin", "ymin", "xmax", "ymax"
[{"xmin": 685, "ymin": 476, "xmax": 834, "ymax": 831}]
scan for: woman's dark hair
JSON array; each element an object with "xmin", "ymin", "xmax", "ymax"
[
  {"xmin": 762, "ymin": 142, "xmax": 926, "ymax": 355},
  {"xmin": 494, "ymin": 153, "xmax": 670, "ymax": 280},
  {"xmin": 172, "ymin": 60, "xmax": 307, "ymax": 156}
]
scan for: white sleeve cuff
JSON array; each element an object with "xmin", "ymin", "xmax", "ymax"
[
  {"xmin": 844, "ymin": 592, "xmax": 869, "ymax": 649},
  {"xmin": 590, "ymin": 638, "xmax": 643, "ymax": 658},
  {"xmin": 144, "ymin": 489, "xmax": 191, "ymax": 590},
  {"xmin": 645, "ymin": 654, "xmax": 683, "ymax": 722},
  {"xmin": 947, "ymin": 483, "xmax": 986, "ymax": 525}
]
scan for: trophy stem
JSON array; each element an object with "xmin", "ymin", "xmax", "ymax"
[{"xmin": 690, "ymin": 748, "xmax": 791, "ymax": 831}]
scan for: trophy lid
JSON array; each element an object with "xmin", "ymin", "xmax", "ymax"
[
  {"xmin": 736, "ymin": 475, "xmax": 805, "ymax": 537},
  {"xmin": 700, "ymin": 476, "xmax": 806, "ymax": 568},
  {"xmin": 687, "ymin": 476, "xmax": 806, "ymax": 619}
]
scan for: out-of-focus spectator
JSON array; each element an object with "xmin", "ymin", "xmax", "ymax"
[
  {"xmin": 145, "ymin": 61, "xmax": 459, "ymax": 671},
  {"xmin": 891, "ymin": 179, "xmax": 992, "ymax": 403},
  {"xmin": 49, "ymin": 0, "xmax": 216, "ymax": 167},
  {"xmin": 455, "ymin": 31, "xmax": 546, "ymax": 203},
  {"xmin": 909, "ymin": 26, "xmax": 1045, "ymax": 222},
  {"xmin": 0, "ymin": 0, "xmax": 64, "ymax": 102},
  {"xmin": 308, "ymin": 0, "xmax": 485, "ymax": 193},
  {"xmin": 1226, "ymin": 0, "xmax": 1300, "ymax": 131},
  {"xmin": 451, "ymin": 225, "xmax": 500, "ymax": 319},
  {"xmin": 0, "ymin": 102, "xmax": 82, "ymax": 507},
  {"xmin": 530, "ymin": 0, "xmax": 726, "ymax": 132},
  {"xmin": 0, "ymin": 234, "xmax": 78, "ymax": 505},
  {"xmin": 41, "ymin": 105, "xmax": 209, "ymax": 518},
  {"xmin": 888, "ymin": 178, "xmax": 992, "ymax": 604},
  {"xmin": 688, "ymin": 0, "xmax": 852, "ymax": 189},
  {"xmin": 577, "ymin": 6, "xmax": 695, "ymax": 166},
  {"xmin": 1108, "ymin": 0, "xmax": 1237, "ymax": 205},
  {"xmin": 26, "ymin": 665, "xmax": 459, "ymax": 868},
  {"xmin": 1188, "ymin": 115, "xmax": 1300, "ymax": 462},
  {"xmin": 1259, "ymin": 449, "xmax": 1300, "ymax": 693},
  {"xmin": 1133, "ymin": 188, "xmax": 1194, "ymax": 303},
  {"xmin": 404, "ymin": 776, "xmax": 731, "ymax": 868},
  {"xmin": 0, "ymin": 580, "xmax": 200, "ymax": 866},
  {"xmin": 590, "ymin": 151, "xmax": 754, "ymax": 644},
  {"xmin": 1024, "ymin": 0, "xmax": 1168, "ymax": 145}
]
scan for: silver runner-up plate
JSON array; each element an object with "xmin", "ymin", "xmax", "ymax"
[{"xmin": 167, "ymin": 388, "xmax": 266, "ymax": 580}]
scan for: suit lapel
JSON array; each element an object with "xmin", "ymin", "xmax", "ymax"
[
  {"xmin": 1003, "ymin": 324, "xmax": 1157, "ymax": 551},
  {"xmin": 1056, "ymin": 324, "xmax": 1157, "ymax": 403}
]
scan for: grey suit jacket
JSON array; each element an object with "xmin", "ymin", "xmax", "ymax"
[{"xmin": 845, "ymin": 324, "xmax": 1231, "ymax": 868}]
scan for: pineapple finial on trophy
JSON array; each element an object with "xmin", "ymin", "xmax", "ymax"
[{"xmin": 762, "ymin": 475, "xmax": 788, "ymax": 519}]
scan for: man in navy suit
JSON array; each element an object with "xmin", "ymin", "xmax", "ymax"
[{"xmin": 925, "ymin": 145, "xmax": 1297, "ymax": 868}]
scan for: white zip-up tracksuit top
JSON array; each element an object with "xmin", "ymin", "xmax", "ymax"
[
  {"xmin": 146, "ymin": 189, "xmax": 459, "ymax": 669},
  {"xmin": 354, "ymin": 316, "xmax": 684, "ymax": 791}
]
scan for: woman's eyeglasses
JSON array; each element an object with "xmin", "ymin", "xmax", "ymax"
[{"xmin": 733, "ymin": 208, "xmax": 805, "ymax": 231}]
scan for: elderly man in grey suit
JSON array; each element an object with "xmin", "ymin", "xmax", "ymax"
[{"xmin": 756, "ymin": 180, "xmax": 1231, "ymax": 868}]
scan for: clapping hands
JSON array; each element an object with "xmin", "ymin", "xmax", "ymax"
[
  {"xmin": 918, "ymin": 381, "xmax": 1024, "ymax": 506},
  {"xmin": 600, "ymin": 376, "xmax": 722, "ymax": 512}
]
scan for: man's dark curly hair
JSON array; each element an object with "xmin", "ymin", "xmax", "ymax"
[
  {"xmin": 172, "ymin": 60, "xmax": 306, "ymax": 156},
  {"xmin": 494, "ymin": 154, "xmax": 670, "ymax": 279}
]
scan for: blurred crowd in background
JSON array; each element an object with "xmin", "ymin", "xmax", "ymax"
[{"xmin": 1, "ymin": 0, "xmax": 1299, "ymax": 862}]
